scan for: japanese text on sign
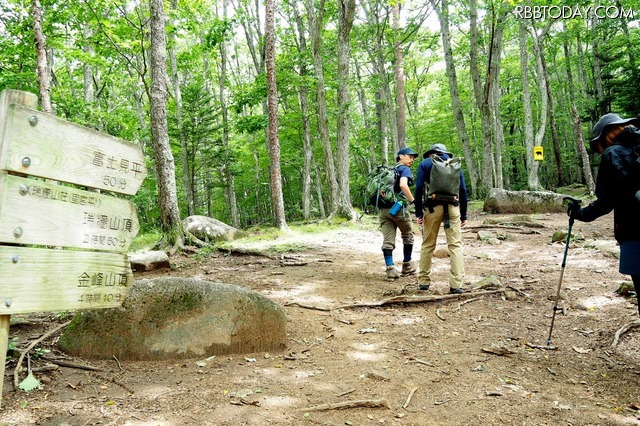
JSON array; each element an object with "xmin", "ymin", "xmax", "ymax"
[{"xmin": 78, "ymin": 271, "xmax": 129, "ymax": 287}]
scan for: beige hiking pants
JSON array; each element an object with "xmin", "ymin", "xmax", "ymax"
[
  {"xmin": 379, "ymin": 208, "xmax": 414, "ymax": 251},
  {"xmin": 418, "ymin": 204, "xmax": 465, "ymax": 289}
]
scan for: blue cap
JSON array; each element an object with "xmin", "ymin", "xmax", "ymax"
[{"xmin": 396, "ymin": 147, "xmax": 418, "ymax": 158}]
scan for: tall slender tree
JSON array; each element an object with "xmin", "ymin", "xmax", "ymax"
[
  {"xmin": 219, "ymin": 0, "xmax": 240, "ymax": 227},
  {"xmin": 304, "ymin": 0, "xmax": 339, "ymax": 215},
  {"xmin": 392, "ymin": 0, "xmax": 406, "ymax": 149},
  {"xmin": 31, "ymin": 0, "xmax": 52, "ymax": 113},
  {"xmin": 518, "ymin": 21, "xmax": 541, "ymax": 191},
  {"xmin": 336, "ymin": 0, "xmax": 357, "ymax": 219},
  {"xmin": 429, "ymin": 0, "xmax": 478, "ymax": 195},
  {"xmin": 265, "ymin": 0, "xmax": 287, "ymax": 229},
  {"xmin": 149, "ymin": 0, "xmax": 183, "ymax": 248}
]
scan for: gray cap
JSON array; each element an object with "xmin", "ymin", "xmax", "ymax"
[{"xmin": 423, "ymin": 143, "xmax": 451, "ymax": 158}]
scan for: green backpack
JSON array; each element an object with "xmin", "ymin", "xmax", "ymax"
[
  {"xmin": 366, "ymin": 165, "xmax": 399, "ymax": 208},
  {"xmin": 425, "ymin": 155, "xmax": 462, "ymax": 204}
]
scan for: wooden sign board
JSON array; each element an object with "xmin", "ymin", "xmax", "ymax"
[
  {"xmin": 0, "ymin": 174, "xmax": 139, "ymax": 252},
  {"xmin": 0, "ymin": 89, "xmax": 145, "ymax": 313},
  {"xmin": 0, "ymin": 246, "xmax": 132, "ymax": 315},
  {"xmin": 0, "ymin": 89, "xmax": 148, "ymax": 407},
  {"xmin": 0, "ymin": 104, "xmax": 147, "ymax": 195}
]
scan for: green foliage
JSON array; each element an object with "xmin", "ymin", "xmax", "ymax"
[
  {"xmin": 204, "ymin": 18, "xmax": 234, "ymax": 49},
  {"xmin": 235, "ymin": 115, "xmax": 268, "ymax": 134},
  {"xmin": 2, "ymin": 0, "xmax": 637, "ymax": 231}
]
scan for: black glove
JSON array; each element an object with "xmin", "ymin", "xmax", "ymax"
[{"xmin": 567, "ymin": 201, "xmax": 582, "ymax": 220}]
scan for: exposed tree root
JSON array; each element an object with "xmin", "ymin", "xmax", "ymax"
[
  {"xmin": 333, "ymin": 289, "xmax": 505, "ymax": 310},
  {"xmin": 14, "ymin": 320, "xmax": 71, "ymax": 389},
  {"xmin": 299, "ymin": 398, "xmax": 391, "ymax": 412},
  {"xmin": 610, "ymin": 319, "xmax": 640, "ymax": 352}
]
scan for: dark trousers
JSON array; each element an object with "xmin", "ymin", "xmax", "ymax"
[{"xmin": 633, "ymin": 276, "xmax": 640, "ymax": 316}]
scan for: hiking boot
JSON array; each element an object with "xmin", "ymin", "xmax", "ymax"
[
  {"xmin": 449, "ymin": 287, "xmax": 465, "ymax": 294},
  {"xmin": 386, "ymin": 266, "xmax": 401, "ymax": 280},
  {"xmin": 401, "ymin": 261, "xmax": 417, "ymax": 276},
  {"xmin": 418, "ymin": 283, "xmax": 430, "ymax": 291}
]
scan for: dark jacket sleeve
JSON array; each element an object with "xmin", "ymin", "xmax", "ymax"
[
  {"xmin": 414, "ymin": 159, "xmax": 431, "ymax": 219},
  {"xmin": 578, "ymin": 151, "xmax": 616, "ymax": 222},
  {"xmin": 459, "ymin": 171, "xmax": 468, "ymax": 221}
]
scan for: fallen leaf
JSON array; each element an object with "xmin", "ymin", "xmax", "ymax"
[{"xmin": 18, "ymin": 373, "xmax": 41, "ymax": 392}]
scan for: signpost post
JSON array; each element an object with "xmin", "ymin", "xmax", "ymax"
[{"xmin": 0, "ymin": 89, "xmax": 147, "ymax": 407}]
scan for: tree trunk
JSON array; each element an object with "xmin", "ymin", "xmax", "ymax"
[
  {"xmin": 169, "ymin": 0, "xmax": 195, "ymax": 217},
  {"xmin": 220, "ymin": 0, "xmax": 239, "ymax": 227},
  {"xmin": 562, "ymin": 31, "xmax": 595, "ymax": 193},
  {"xmin": 362, "ymin": 0, "xmax": 393, "ymax": 163},
  {"xmin": 83, "ymin": 24, "xmax": 94, "ymax": 104},
  {"xmin": 539, "ymin": 48, "xmax": 564, "ymax": 188},
  {"xmin": 469, "ymin": 0, "xmax": 506, "ymax": 195},
  {"xmin": 591, "ymin": 17, "xmax": 606, "ymax": 116},
  {"xmin": 518, "ymin": 21, "xmax": 541, "ymax": 191},
  {"xmin": 265, "ymin": 0, "xmax": 287, "ymax": 230},
  {"xmin": 354, "ymin": 58, "xmax": 376, "ymax": 169},
  {"xmin": 313, "ymin": 161, "xmax": 326, "ymax": 218},
  {"xmin": 31, "ymin": 0, "xmax": 52, "ymax": 113},
  {"xmin": 304, "ymin": 0, "xmax": 339, "ymax": 216},
  {"xmin": 149, "ymin": 0, "xmax": 183, "ymax": 248},
  {"xmin": 392, "ymin": 2, "xmax": 406, "ymax": 149},
  {"xmin": 336, "ymin": 0, "xmax": 356, "ymax": 220},
  {"xmin": 489, "ymin": 7, "xmax": 506, "ymax": 190},
  {"xmin": 291, "ymin": 1, "xmax": 313, "ymax": 220},
  {"xmin": 529, "ymin": 24, "xmax": 549, "ymax": 190},
  {"xmin": 430, "ymin": 0, "xmax": 478, "ymax": 196}
]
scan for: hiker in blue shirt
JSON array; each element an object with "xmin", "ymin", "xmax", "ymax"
[
  {"xmin": 568, "ymin": 113, "xmax": 640, "ymax": 315},
  {"xmin": 380, "ymin": 147, "xmax": 419, "ymax": 280},
  {"xmin": 414, "ymin": 143, "xmax": 468, "ymax": 294}
]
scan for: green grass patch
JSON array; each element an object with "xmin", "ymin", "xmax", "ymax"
[
  {"xmin": 129, "ymin": 232, "xmax": 162, "ymax": 253},
  {"xmin": 467, "ymin": 199, "xmax": 484, "ymax": 212}
]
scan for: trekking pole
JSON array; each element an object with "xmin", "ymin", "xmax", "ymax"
[{"xmin": 546, "ymin": 196, "xmax": 582, "ymax": 346}]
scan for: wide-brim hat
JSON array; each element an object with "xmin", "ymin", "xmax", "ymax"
[
  {"xmin": 590, "ymin": 113, "xmax": 640, "ymax": 152},
  {"xmin": 423, "ymin": 143, "xmax": 451, "ymax": 158}
]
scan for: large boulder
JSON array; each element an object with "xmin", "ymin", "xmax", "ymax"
[
  {"xmin": 483, "ymin": 188, "xmax": 568, "ymax": 214},
  {"xmin": 58, "ymin": 278, "xmax": 287, "ymax": 360},
  {"xmin": 183, "ymin": 215, "xmax": 242, "ymax": 242},
  {"xmin": 129, "ymin": 250, "xmax": 171, "ymax": 272}
]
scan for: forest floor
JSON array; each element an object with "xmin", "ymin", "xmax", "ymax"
[{"xmin": 2, "ymin": 209, "xmax": 640, "ymax": 425}]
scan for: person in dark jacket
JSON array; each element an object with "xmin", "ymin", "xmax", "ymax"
[
  {"xmin": 414, "ymin": 143, "xmax": 469, "ymax": 294},
  {"xmin": 568, "ymin": 113, "xmax": 640, "ymax": 314}
]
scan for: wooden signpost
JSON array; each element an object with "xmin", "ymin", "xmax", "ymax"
[{"xmin": 0, "ymin": 89, "xmax": 147, "ymax": 407}]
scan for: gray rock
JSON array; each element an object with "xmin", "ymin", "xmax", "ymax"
[
  {"xmin": 483, "ymin": 189, "xmax": 569, "ymax": 214},
  {"xmin": 130, "ymin": 251, "xmax": 171, "ymax": 272},
  {"xmin": 183, "ymin": 215, "xmax": 242, "ymax": 242},
  {"xmin": 58, "ymin": 277, "xmax": 287, "ymax": 360},
  {"xmin": 586, "ymin": 240, "xmax": 620, "ymax": 258}
]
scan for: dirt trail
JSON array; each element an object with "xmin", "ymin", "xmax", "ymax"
[{"xmin": 2, "ymin": 212, "xmax": 640, "ymax": 425}]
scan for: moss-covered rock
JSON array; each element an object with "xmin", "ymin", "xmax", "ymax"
[{"xmin": 58, "ymin": 278, "xmax": 287, "ymax": 360}]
